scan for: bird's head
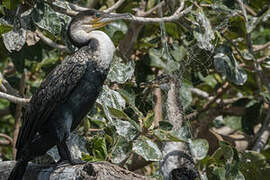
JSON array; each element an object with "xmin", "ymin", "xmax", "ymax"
[{"xmin": 68, "ymin": 10, "xmax": 130, "ymax": 48}]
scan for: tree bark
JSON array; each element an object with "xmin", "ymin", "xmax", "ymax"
[{"xmin": 0, "ymin": 161, "xmax": 153, "ymax": 180}]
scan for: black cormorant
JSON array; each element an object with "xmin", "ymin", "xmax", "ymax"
[{"xmin": 8, "ymin": 9, "xmax": 129, "ymax": 180}]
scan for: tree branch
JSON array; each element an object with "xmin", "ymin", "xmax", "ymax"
[
  {"xmin": 252, "ymin": 109, "xmax": 270, "ymax": 151},
  {"xmin": 237, "ymin": 0, "xmax": 270, "ymax": 151},
  {"xmin": 0, "ymin": 133, "xmax": 13, "ymax": 146},
  {"xmin": 140, "ymin": 1, "xmax": 166, "ymax": 16},
  {"xmin": 35, "ymin": 30, "xmax": 71, "ymax": 53},
  {"xmin": 103, "ymin": 0, "xmax": 126, "ymax": 13},
  {"xmin": 126, "ymin": 4, "xmax": 192, "ymax": 23},
  {"xmin": 1, "ymin": 161, "xmax": 152, "ymax": 180},
  {"xmin": 0, "ymin": 91, "xmax": 29, "ymax": 105},
  {"xmin": 253, "ymin": 41, "xmax": 270, "ymax": 52},
  {"xmin": 185, "ymin": 82, "xmax": 230, "ymax": 121}
]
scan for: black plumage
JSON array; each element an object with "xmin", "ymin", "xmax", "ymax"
[{"xmin": 8, "ymin": 9, "xmax": 127, "ymax": 180}]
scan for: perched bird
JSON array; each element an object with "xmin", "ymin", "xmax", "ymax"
[{"xmin": 8, "ymin": 9, "xmax": 129, "ymax": 180}]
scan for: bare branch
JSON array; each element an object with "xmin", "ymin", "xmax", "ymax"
[
  {"xmin": 140, "ymin": 1, "xmax": 165, "ymax": 16},
  {"xmin": 167, "ymin": 78, "xmax": 184, "ymax": 129},
  {"xmin": 252, "ymin": 109, "xmax": 270, "ymax": 152},
  {"xmin": 185, "ymin": 82, "xmax": 230, "ymax": 121},
  {"xmin": 126, "ymin": 5, "xmax": 192, "ymax": 23},
  {"xmin": 35, "ymin": 30, "xmax": 71, "ymax": 53},
  {"xmin": 190, "ymin": 88, "xmax": 210, "ymax": 99},
  {"xmin": 103, "ymin": 0, "xmax": 125, "ymax": 13},
  {"xmin": 0, "ymin": 133, "xmax": 13, "ymax": 146},
  {"xmin": 254, "ymin": 41, "xmax": 270, "ymax": 52},
  {"xmin": 0, "ymin": 72, "xmax": 19, "ymax": 96},
  {"xmin": 0, "ymin": 91, "xmax": 29, "ymax": 105}
]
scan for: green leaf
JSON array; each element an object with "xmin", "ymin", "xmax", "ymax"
[
  {"xmin": 112, "ymin": 119, "xmax": 138, "ymax": 141},
  {"xmin": 228, "ymin": 171, "xmax": 245, "ymax": 180},
  {"xmin": 148, "ymin": 48, "xmax": 168, "ymax": 70},
  {"xmin": 213, "ymin": 167, "xmax": 226, "ymax": 180},
  {"xmin": 2, "ymin": 0, "xmax": 20, "ymax": 10},
  {"xmin": 97, "ymin": 85, "xmax": 126, "ymax": 122},
  {"xmin": 132, "ymin": 136, "xmax": 162, "ymax": 161},
  {"xmin": 92, "ymin": 136, "xmax": 107, "ymax": 160},
  {"xmin": 107, "ymin": 106, "xmax": 130, "ymax": 121},
  {"xmin": 0, "ymin": 23, "xmax": 12, "ymax": 36},
  {"xmin": 180, "ymin": 83, "xmax": 192, "ymax": 110},
  {"xmin": 170, "ymin": 126, "xmax": 191, "ymax": 142},
  {"xmin": 2, "ymin": 28, "xmax": 26, "ymax": 52},
  {"xmin": 193, "ymin": 9, "xmax": 215, "ymax": 51},
  {"xmin": 32, "ymin": 2, "xmax": 71, "ymax": 36},
  {"xmin": 107, "ymin": 56, "xmax": 135, "ymax": 84},
  {"xmin": 105, "ymin": 21, "xmax": 128, "ymax": 39},
  {"xmin": 82, "ymin": 152, "xmax": 102, "ymax": 162},
  {"xmin": 247, "ymin": 8, "xmax": 270, "ymax": 33},
  {"xmin": 212, "ymin": 141, "xmax": 234, "ymax": 164},
  {"xmin": 188, "ymin": 139, "xmax": 209, "ymax": 160},
  {"xmin": 111, "ymin": 137, "xmax": 131, "ymax": 164},
  {"xmin": 214, "ymin": 45, "xmax": 247, "ymax": 85},
  {"xmin": 159, "ymin": 121, "xmax": 173, "ymax": 131},
  {"xmin": 98, "ymin": 85, "xmax": 126, "ymax": 110}
]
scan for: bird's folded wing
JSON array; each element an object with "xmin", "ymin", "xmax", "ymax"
[{"xmin": 16, "ymin": 48, "xmax": 91, "ymax": 158}]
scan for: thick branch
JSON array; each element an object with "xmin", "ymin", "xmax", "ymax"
[
  {"xmin": 1, "ymin": 161, "xmax": 152, "ymax": 180},
  {"xmin": 167, "ymin": 78, "xmax": 184, "ymax": 129}
]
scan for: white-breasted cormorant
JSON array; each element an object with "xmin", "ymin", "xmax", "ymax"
[{"xmin": 8, "ymin": 9, "xmax": 129, "ymax": 180}]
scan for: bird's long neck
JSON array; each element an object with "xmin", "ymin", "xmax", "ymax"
[{"xmin": 86, "ymin": 30, "xmax": 115, "ymax": 70}]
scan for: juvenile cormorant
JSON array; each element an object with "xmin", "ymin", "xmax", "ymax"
[{"xmin": 8, "ymin": 9, "xmax": 129, "ymax": 180}]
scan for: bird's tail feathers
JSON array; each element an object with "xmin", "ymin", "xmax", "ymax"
[{"xmin": 8, "ymin": 160, "xmax": 28, "ymax": 180}]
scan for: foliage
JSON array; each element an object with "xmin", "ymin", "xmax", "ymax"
[{"xmin": 0, "ymin": 0, "xmax": 270, "ymax": 179}]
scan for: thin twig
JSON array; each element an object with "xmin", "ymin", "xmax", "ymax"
[
  {"xmin": 0, "ymin": 133, "xmax": 13, "ymax": 146},
  {"xmin": 35, "ymin": 30, "xmax": 71, "ymax": 53},
  {"xmin": 185, "ymin": 82, "xmax": 230, "ymax": 121},
  {"xmin": 254, "ymin": 41, "xmax": 270, "ymax": 52},
  {"xmin": 243, "ymin": 4, "xmax": 257, "ymax": 16},
  {"xmin": 127, "ymin": 4, "xmax": 191, "ymax": 23},
  {"xmin": 0, "ymin": 92, "xmax": 29, "ymax": 105},
  {"xmin": 0, "ymin": 72, "xmax": 19, "ymax": 96},
  {"xmin": 103, "ymin": 0, "xmax": 125, "ymax": 13},
  {"xmin": 141, "ymin": 1, "xmax": 166, "ymax": 16}
]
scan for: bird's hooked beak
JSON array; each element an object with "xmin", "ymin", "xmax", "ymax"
[{"xmin": 90, "ymin": 12, "xmax": 132, "ymax": 29}]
